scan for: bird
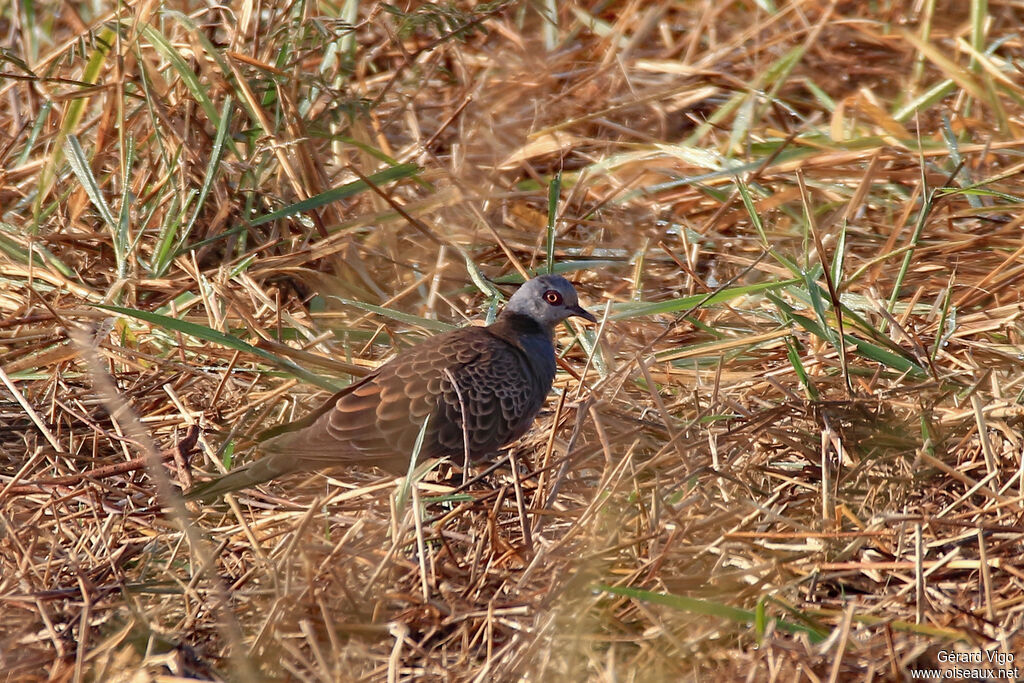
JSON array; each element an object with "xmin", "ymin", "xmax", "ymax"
[{"xmin": 185, "ymin": 274, "xmax": 596, "ymax": 500}]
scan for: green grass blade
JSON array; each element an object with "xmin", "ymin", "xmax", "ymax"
[
  {"xmin": 786, "ymin": 337, "xmax": 818, "ymax": 400},
  {"xmin": 611, "ymin": 278, "xmax": 800, "ymax": 320},
  {"xmin": 736, "ymin": 177, "xmax": 768, "ymax": 246},
  {"xmin": 33, "ymin": 27, "xmax": 114, "ymax": 221},
  {"xmin": 250, "ymin": 163, "xmax": 420, "ymax": 227},
  {"xmin": 16, "ymin": 100, "xmax": 51, "ymax": 166},
  {"xmin": 599, "ymin": 585, "xmax": 827, "ymax": 643},
  {"xmin": 493, "ymin": 260, "xmax": 621, "ymax": 283},
  {"xmin": 64, "ymin": 134, "xmax": 126, "ymax": 278},
  {"xmin": 93, "ymin": 304, "xmax": 342, "ymax": 391},
  {"xmin": 885, "ymin": 190, "xmax": 933, "ymax": 324},
  {"xmin": 151, "ymin": 192, "xmax": 194, "ymax": 277},
  {"xmin": 185, "ymin": 96, "xmax": 233, "ymax": 237},
  {"xmin": 328, "ymin": 297, "xmax": 456, "ymax": 333},
  {"xmin": 397, "ymin": 415, "xmax": 432, "ymax": 511},
  {"xmin": 138, "ymin": 23, "xmax": 222, "ymax": 133},
  {"xmin": 931, "ymin": 278, "xmax": 956, "ymax": 363},
  {"xmin": 771, "ymin": 297, "xmax": 925, "ymax": 376},
  {"xmin": 546, "ymin": 171, "xmax": 560, "ymax": 275},
  {"xmin": 0, "ymin": 222, "xmax": 76, "ymax": 277},
  {"xmin": 64, "ymin": 134, "xmax": 116, "ymax": 228},
  {"xmin": 830, "ymin": 222, "xmax": 847, "ymax": 290},
  {"xmin": 893, "ymin": 79, "xmax": 957, "ymax": 122}
]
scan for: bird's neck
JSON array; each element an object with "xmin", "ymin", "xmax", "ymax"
[
  {"xmin": 489, "ymin": 312, "xmax": 557, "ymax": 385},
  {"xmin": 490, "ymin": 311, "xmax": 552, "ymax": 345}
]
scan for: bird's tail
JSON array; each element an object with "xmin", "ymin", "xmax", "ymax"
[{"xmin": 185, "ymin": 453, "xmax": 299, "ymax": 501}]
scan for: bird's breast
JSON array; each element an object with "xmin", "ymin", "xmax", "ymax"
[{"xmin": 516, "ymin": 333, "xmax": 557, "ymax": 391}]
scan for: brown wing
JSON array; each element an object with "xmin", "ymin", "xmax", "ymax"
[
  {"xmin": 260, "ymin": 326, "xmax": 542, "ymax": 472},
  {"xmin": 433, "ymin": 337, "xmax": 547, "ymax": 461}
]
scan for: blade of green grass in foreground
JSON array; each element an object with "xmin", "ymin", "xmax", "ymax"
[
  {"xmin": 33, "ymin": 27, "xmax": 114, "ymax": 222},
  {"xmin": 327, "ymin": 298, "xmax": 456, "ymax": 333},
  {"xmin": 598, "ymin": 585, "xmax": 828, "ymax": 643},
  {"xmin": 766, "ymin": 292, "xmax": 925, "ymax": 376},
  {"xmin": 64, "ymin": 134, "xmax": 125, "ymax": 277},
  {"xmin": 249, "ymin": 163, "xmax": 421, "ymax": 226},
  {"xmin": 396, "ymin": 414, "xmax": 434, "ymax": 513},
  {"xmin": 152, "ymin": 96, "xmax": 234, "ymax": 277},
  {"xmin": 786, "ymin": 337, "xmax": 819, "ymax": 400},
  {"xmin": 546, "ymin": 171, "xmax": 560, "ymax": 275},
  {"xmin": 492, "ymin": 260, "xmax": 621, "ymax": 284},
  {"xmin": 0, "ymin": 223, "xmax": 75, "ymax": 277},
  {"xmin": 610, "ymin": 278, "xmax": 800, "ymax": 320},
  {"xmin": 138, "ymin": 22, "xmax": 225, "ymax": 140},
  {"xmin": 93, "ymin": 304, "xmax": 342, "ymax": 391}
]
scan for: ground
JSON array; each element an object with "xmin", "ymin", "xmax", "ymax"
[{"xmin": 2, "ymin": 1, "xmax": 1024, "ymax": 680}]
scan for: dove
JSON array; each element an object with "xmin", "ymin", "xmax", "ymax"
[{"xmin": 186, "ymin": 274, "xmax": 595, "ymax": 500}]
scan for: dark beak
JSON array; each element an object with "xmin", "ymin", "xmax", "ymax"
[{"xmin": 570, "ymin": 305, "xmax": 597, "ymax": 323}]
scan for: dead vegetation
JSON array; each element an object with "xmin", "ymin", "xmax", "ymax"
[{"xmin": 3, "ymin": 0, "xmax": 1024, "ymax": 680}]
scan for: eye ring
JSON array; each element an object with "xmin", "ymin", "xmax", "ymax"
[{"xmin": 543, "ymin": 290, "xmax": 563, "ymax": 305}]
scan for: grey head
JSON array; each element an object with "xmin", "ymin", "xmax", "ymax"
[{"xmin": 501, "ymin": 274, "xmax": 597, "ymax": 330}]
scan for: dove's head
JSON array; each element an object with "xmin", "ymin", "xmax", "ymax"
[{"xmin": 503, "ymin": 274, "xmax": 596, "ymax": 330}]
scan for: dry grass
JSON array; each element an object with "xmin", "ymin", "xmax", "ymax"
[{"xmin": 3, "ymin": 0, "xmax": 1024, "ymax": 680}]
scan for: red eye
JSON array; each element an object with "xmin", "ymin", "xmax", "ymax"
[{"xmin": 543, "ymin": 290, "xmax": 563, "ymax": 305}]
